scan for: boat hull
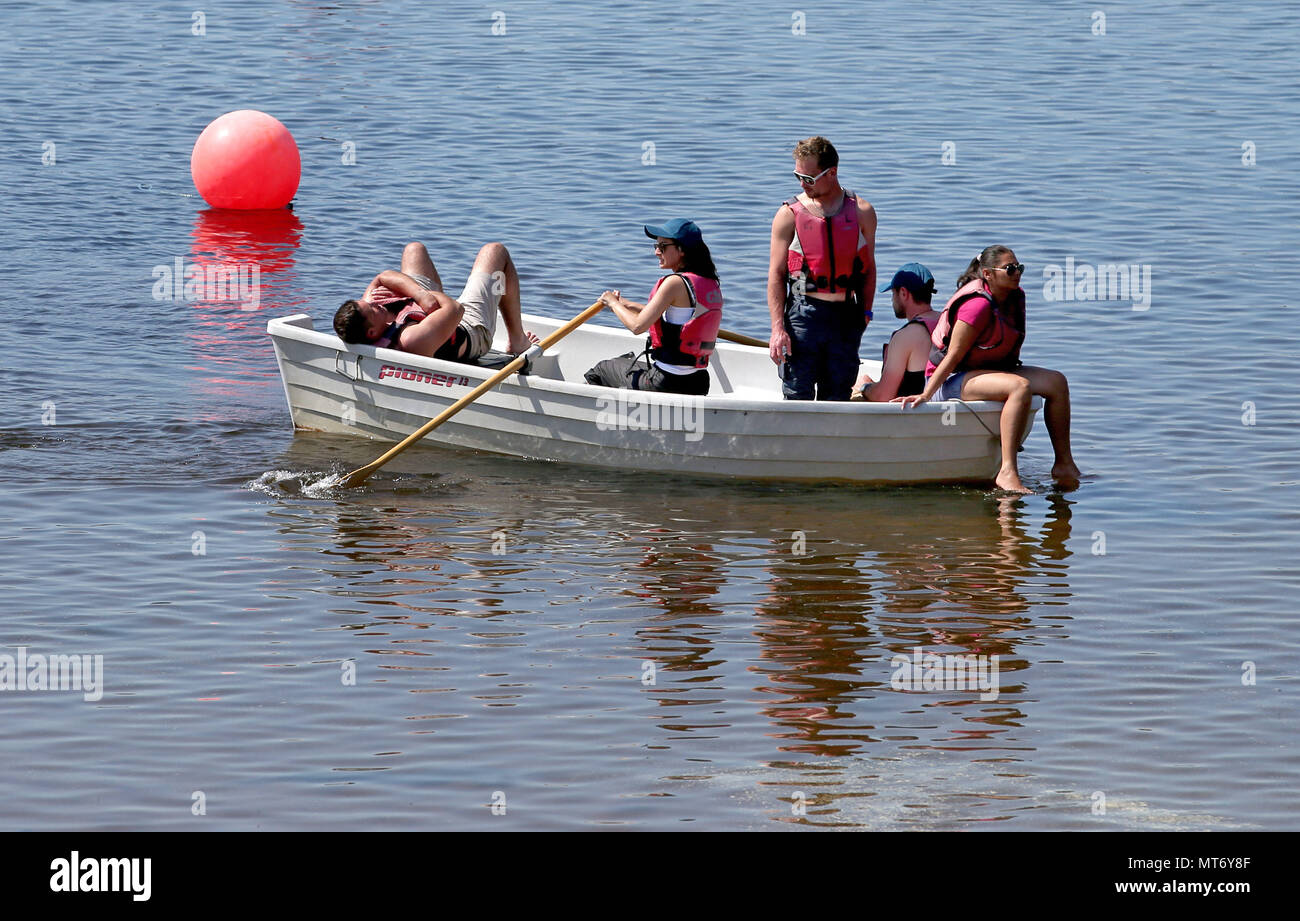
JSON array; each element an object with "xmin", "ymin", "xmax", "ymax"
[{"xmin": 268, "ymin": 313, "xmax": 1037, "ymax": 484}]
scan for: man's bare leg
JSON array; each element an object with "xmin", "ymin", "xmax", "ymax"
[
  {"xmin": 401, "ymin": 242, "xmax": 444, "ymax": 291},
  {"xmin": 470, "ymin": 242, "xmax": 535, "ymax": 354}
]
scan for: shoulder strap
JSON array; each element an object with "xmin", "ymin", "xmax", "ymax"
[
  {"xmin": 947, "ymin": 288, "xmax": 990, "ymax": 324},
  {"xmin": 674, "ymin": 272, "xmax": 698, "ymax": 311},
  {"xmin": 884, "ymin": 315, "xmax": 920, "ymax": 361},
  {"xmin": 937, "ymin": 288, "xmax": 991, "ymax": 349}
]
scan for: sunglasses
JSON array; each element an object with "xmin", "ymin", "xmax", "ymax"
[
  {"xmin": 792, "ymin": 165, "xmax": 834, "ymax": 185},
  {"xmin": 653, "ymin": 241, "xmax": 679, "ymax": 252},
  {"xmin": 991, "ymin": 263, "xmax": 1025, "ymax": 275}
]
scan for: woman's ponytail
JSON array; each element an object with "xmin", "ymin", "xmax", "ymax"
[
  {"xmin": 956, "ymin": 245, "xmax": 1013, "ymax": 288},
  {"xmin": 955, "ymin": 255, "xmax": 983, "ymax": 288}
]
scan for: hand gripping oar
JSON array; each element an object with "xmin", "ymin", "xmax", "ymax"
[
  {"xmin": 337, "ymin": 300, "xmax": 605, "ymax": 488},
  {"xmin": 716, "ymin": 329, "xmax": 770, "ymax": 349}
]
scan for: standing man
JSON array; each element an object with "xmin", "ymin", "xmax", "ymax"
[
  {"xmin": 767, "ymin": 136, "xmax": 877, "ymax": 400},
  {"xmin": 851, "ymin": 263, "xmax": 941, "ymax": 402}
]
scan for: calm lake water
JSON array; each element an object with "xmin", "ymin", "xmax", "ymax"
[{"xmin": 2, "ymin": 0, "xmax": 1298, "ymax": 830}]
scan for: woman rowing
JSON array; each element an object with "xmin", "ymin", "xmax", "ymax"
[
  {"xmin": 583, "ymin": 219, "xmax": 723, "ymax": 396},
  {"xmin": 898, "ymin": 245, "xmax": 1081, "ymax": 493}
]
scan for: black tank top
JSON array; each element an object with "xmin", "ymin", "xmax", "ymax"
[
  {"xmin": 884, "ymin": 316, "xmax": 933, "ymax": 397},
  {"xmin": 898, "ymin": 368, "xmax": 925, "ymax": 397}
]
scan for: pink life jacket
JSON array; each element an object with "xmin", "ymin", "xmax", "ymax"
[
  {"xmin": 648, "ymin": 272, "xmax": 723, "ymax": 369},
  {"xmin": 928, "ymin": 279, "xmax": 1025, "ymax": 373},
  {"xmin": 785, "ymin": 192, "xmax": 872, "ymax": 301},
  {"xmin": 373, "ymin": 299, "xmax": 427, "ymax": 351}
]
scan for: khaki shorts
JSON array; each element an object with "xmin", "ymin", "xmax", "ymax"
[
  {"xmin": 455, "ymin": 271, "xmax": 500, "ymax": 359},
  {"xmin": 408, "ymin": 271, "xmax": 499, "ymax": 361}
]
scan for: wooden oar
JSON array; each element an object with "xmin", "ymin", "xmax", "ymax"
[
  {"xmin": 337, "ymin": 300, "xmax": 605, "ymax": 488},
  {"xmin": 717, "ymin": 329, "xmax": 769, "ymax": 348}
]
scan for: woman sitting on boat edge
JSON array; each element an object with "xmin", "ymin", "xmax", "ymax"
[
  {"xmin": 584, "ymin": 219, "xmax": 723, "ymax": 396},
  {"xmin": 897, "ymin": 245, "xmax": 1081, "ymax": 494}
]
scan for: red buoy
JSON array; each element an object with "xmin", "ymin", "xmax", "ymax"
[{"xmin": 191, "ymin": 110, "xmax": 300, "ymax": 210}]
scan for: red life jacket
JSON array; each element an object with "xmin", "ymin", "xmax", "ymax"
[
  {"xmin": 785, "ymin": 192, "xmax": 872, "ymax": 301},
  {"xmin": 374, "ymin": 299, "xmax": 427, "ymax": 350},
  {"xmin": 648, "ymin": 272, "xmax": 723, "ymax": 369},
  {"xmin": 928, "ymin": 280, "xmax": 1025, "ymax": 373}
]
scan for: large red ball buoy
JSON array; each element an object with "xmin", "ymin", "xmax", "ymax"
[{"xmin": 191, "ymin": 110, "xmax": 300, "ymax": 209}]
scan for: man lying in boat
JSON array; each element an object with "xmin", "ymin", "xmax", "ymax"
[
  {"xmin": 332, "ymin": 242, "xmax": 535, "ymax": 361},
  {"xmin": 851, "ymin": 263, "xmax": 941, "ymax": 401}
]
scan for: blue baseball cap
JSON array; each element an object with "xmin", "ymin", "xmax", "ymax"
[
  {"xmin": 879, "ymin": 262, "xmax": 936, "ymax": 295},
  {"xmin": 644, "ymin": 219, "xmax": 703, "ymax": 247}
]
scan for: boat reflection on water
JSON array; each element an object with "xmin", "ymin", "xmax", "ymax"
[
  {"xmin": 752, "ymin": 493, "xmax": 1073, "ymax": 759},
  {"xmin": 259, "ymin": 438, "xmax": 1075, "ymax": 773},
  {"xmin": 624, "ymin": 532, "xmax": 729, "ymax": 692}
]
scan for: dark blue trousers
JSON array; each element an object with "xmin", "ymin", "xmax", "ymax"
[{"xmin": 780, "ymin": 295, "xmax": 866, "ymax": 401}]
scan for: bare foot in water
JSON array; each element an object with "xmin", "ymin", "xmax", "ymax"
[
  {"xmin": 1052, "ymin": 461, "xmax": 1082, "ymax": 490},
  {"xmin": 508, "ymin": 330, "xmax": 540, "ymax": 354},
  {"xmin": 995, "ymin": 467, "xmax": 1033, "ymax": 494}
]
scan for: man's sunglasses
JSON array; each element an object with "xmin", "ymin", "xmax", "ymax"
[{"xmin": 793, "ymin": 166, "xmax": 834, "ymax": 185}]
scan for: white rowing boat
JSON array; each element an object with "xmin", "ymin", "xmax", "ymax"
[{"xmin": 266, "ymin": 311, "xmax": 1038, "ymax": 484}]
